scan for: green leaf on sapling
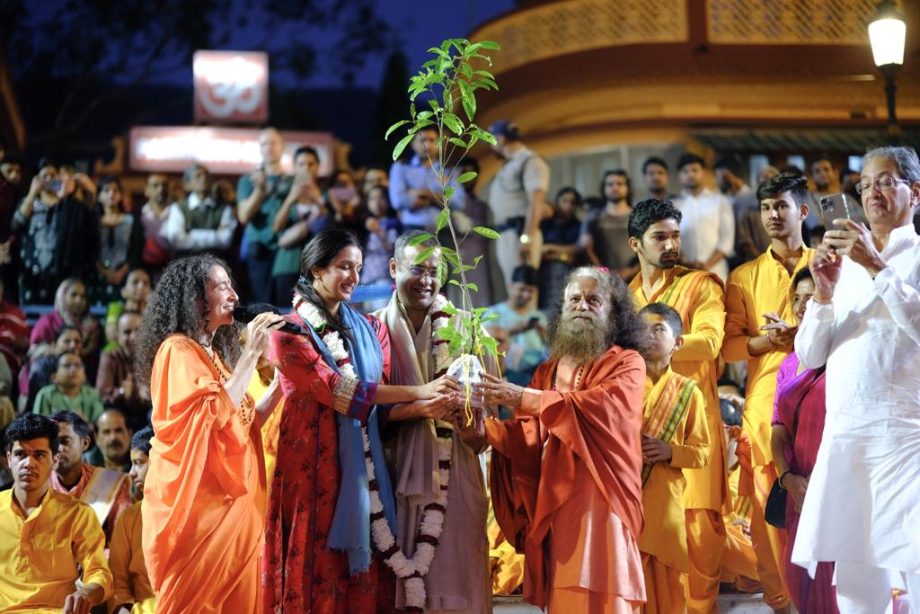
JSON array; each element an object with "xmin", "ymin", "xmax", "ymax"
[
  {"xmin": 436, "ymin": 208, "xmax": 450, "ymax": 232},
  {"xmin": 408, "ymin": 232, "xmax": 433, "ymax": 246},
  {"xmin": 415, "ymin": 247, "xmax": 436, "ymax": 264},
  {"xmin": 385, "ymin": 120, "xmax": 410, "ymax": 140},
  {"xmin": 392, "ymin": 133, "xmax": 414, "ymax": 161},
  {"xmin": 472, "ymin": 226, "xmax": 500, "ymax": 240}
]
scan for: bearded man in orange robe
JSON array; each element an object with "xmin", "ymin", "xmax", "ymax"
[{"xmin": 479, "ymin": 266, "xmax": 648, "ymax": 613}]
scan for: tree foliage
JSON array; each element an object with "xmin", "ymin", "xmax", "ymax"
[{"xmin": 387, "ymin": 38, "xmax": 501, "ymax": 383}]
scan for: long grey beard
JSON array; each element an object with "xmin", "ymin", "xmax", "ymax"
[{"xmin": 549, "ymin": 315, "xmax": 609, "ymax": 364}]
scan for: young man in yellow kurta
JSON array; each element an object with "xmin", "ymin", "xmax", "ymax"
[
  {"xmin": 109, "ymin": 426, "xmax": 156, "ymax": 614},
  {"xmin": 628, "ymin": 198, "xmax": 729, "ymax": 613},
  {"xmin": 638, "ymin": 303, "xmax": 711, "ymax": 613},
  {"xmin": 0, "ymin": 414, "xmax": 112, "ymax": 613},
  {"xmin": 721, "ymin": 173, "xmax": 812, "ymax": 613}
]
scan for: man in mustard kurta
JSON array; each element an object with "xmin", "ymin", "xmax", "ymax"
[
  {"xmin": 721, "ymin": 173, "xmax": 812, "ymax": 613},
  {"xmin": 0, "ymin": 414, "xmax": 112, "ymax": 613},
  {"xmin": 628, "ymin": 198, "xmax": 729, "ymax": 613},
  {"xmin": 109, "ymin": 426, "xmax": 156, "ymax": 614},
  {"xmin": 638, "ymin": 303, "xmax": 710, "ymax": 614}
]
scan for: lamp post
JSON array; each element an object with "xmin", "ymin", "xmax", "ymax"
[{"xmin": 868, "ymin": 0, "xmax": 907, "ymax": 144}]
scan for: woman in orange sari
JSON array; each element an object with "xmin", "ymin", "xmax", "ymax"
[{"xmin": 135, "ymin": 255, "xmax": 285, "ymax": 613}]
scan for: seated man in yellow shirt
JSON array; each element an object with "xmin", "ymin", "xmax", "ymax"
[
  {"xmin": 637, "ymin": 303, "xmax": 710, "ymax": 613},
  {"xmin": 110, "ymin": 426, "xmax": 156, "ymax": 613},
  {"xmin": 0, "ymin": 413, "xmax": 112, "ymax": 613}
]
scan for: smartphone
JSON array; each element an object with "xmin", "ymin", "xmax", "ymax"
[
  {"xmin": 818, "ymin": 193, "xmax": 854, "ymax": 228},
  {"xmin": 329, "ymin": 186, "xmax": 357, "ymax": 203}
]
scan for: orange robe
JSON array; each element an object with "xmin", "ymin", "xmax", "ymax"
[
  {"xmin": 487, "ymin": 345, "xmax": 647, "ymax": 611},
  {"xmin": 142, "ymin": 335, "xmax": 267, "ymax": 614}
]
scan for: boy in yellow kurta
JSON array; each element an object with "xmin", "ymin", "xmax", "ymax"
[
  {"xmin": 638, "ymin": 303, "xmax": 710, "ymax": 613},
  {"xmin": 628, "ymin": 198, "xmax": 729, "ymax": 613},
  {"xmin": 109, "ymin": 426, "xmax": 156, "ymax": 614}
]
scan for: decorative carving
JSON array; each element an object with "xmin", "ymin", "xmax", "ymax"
[
  {"xmin": 470, "ymin": 0, "xmax": 687, "ymax": 74},
  {"xmin": 707, "ymin": 0, "xmax": 878, "ymax": 44}
]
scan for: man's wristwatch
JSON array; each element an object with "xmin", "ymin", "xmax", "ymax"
[{"xmin": 519, "ymin": 234, "xmax": 530, "ymax": 245}]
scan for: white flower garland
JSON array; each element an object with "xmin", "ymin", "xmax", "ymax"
[{"xmin": 293, "ymin": 295, "xmax": 455, "ymax": 612}]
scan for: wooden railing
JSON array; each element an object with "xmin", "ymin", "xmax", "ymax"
[
  {"xmin": 470, "ymin": 0, "xmax": 688, "ymax": 74},
  {"xmin": 471, "ymin": 0, "xmax": 880, "ymax": 76}
]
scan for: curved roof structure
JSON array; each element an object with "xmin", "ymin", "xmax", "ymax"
[{"xmin": 469, "ymin": 0, "xmax": 920, "ymax": 158}]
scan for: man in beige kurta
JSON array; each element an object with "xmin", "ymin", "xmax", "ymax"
[{"xmin": 374, "ymin": 230, "xmax": 496, "ymax": 613}]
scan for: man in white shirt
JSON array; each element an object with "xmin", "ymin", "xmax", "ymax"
[
  {"xmin": 793, "ymin": 145, "xmax": 920, "ymax": 613},
  {"xmin": 162, "ymin": 163, "xmax": 237, "ymax": 258},
  {"xmin": 804, "ymin": 155, "xmax": 861, "ymax": 232},
  {"xmin": 674, "ymin": 153, "xmax": 734, "ymax": 281},
  {"xmin": 487, "ymin": 120, "xmax": 550, "ymax": 290}
]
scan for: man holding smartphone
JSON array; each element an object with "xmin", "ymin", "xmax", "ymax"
[
  {"xmin": 722, "ymin": 172, "xmax": 813, "ymax": 614},
  {"xmin": 793, "ymin": 145, "xmax": 920, "ymax": 612},
  {"xmin": 12, "ymin": 159, "xmax": 99, "ymax": 304},
  {"xmin": 236, "ymin": 127, "xmax": 293, "ymax": 303}
]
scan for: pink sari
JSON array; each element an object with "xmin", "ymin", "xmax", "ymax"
[{"xmin": 772, "ymin": 353, "xmax": 838, "ymax": 614}]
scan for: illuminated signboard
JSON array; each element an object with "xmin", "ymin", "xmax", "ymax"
[
  {"xmin": 129, "ymin": 126, "xmax": 335, "ymax": 176},
  {"xmin": 194, "ymin": 50, "xmax": 269, "ymax": 124}
]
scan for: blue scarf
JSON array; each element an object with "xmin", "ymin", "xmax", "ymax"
[{"xmin": 305, "ymin": 302, "xmax": 397, "ymax": 574}]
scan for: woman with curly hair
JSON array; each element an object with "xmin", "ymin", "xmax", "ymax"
[
  {"xmin": 263, "ymin": 228, "xmax": 458, "ymax": 613},
  {"xmin": 135, "ymin": 254, "xmax": 285, "ymax": 613}
]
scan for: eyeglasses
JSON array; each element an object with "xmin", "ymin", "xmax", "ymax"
[
  {"xmin": 855, "ymin": 175, "xmax": 910, "ymax": 195},
  {"xmin": 401, "ymin": 264, "xmax": 439, "ymax": 280}
]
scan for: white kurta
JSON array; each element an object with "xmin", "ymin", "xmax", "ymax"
[
  {"xmin": 792, "ymin": 224, "xmax": 920, "ymax": 579},
  {"xmin": 674, "ymin": 187, "xmax": 735, "ymax": 282}
]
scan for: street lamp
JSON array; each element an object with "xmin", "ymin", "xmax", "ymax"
[{"xmin": 868, "ymin": 0, "xmax": 907, "ymax": 143}]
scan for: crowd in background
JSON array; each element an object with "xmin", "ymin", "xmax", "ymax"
[{"xmin": 0, "ymin": 121, "xmax": 915, "ymax": 613}]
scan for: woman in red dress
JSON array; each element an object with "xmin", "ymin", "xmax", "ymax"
[{"xmin": 263, "ymin": 229, "xmax": 456, "ymax": 613}]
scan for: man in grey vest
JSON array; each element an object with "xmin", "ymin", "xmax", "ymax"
[{"xmin": 162, "ymin": 163, "xmax": 237, "ymax": 259}]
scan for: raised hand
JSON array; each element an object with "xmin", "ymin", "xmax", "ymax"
[
  {"xmin": 761, "ymin": 312, "xmax": 796, "ymax": 351},
  {"xmin": 824, "ymin": 218, "xmax": 887, "ymax": 276},
  {"xmin": 809, "ymin": 242, "xmax": 842, "ymax": 302},
  {"xmin": 245, "ymin": 313, "xmax": 286, "ymax": 357}
]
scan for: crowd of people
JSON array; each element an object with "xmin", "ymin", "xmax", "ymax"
[{"xmin": 0, "ymin": 120, "xmax": 918, "ymax": 614}]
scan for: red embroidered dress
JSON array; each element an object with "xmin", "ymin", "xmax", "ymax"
[{"xmin": 263, "ymin": 313, "xmax": 397, "ymax": 614}]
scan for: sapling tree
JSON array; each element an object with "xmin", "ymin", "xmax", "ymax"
[{"xmin": 386, "ymin": 38, "xmax": 502, "ymax": 424}]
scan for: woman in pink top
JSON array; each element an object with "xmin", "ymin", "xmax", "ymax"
[{"xmin": 770, "ymin": 268, "xmax": 837, "ymax": 614}]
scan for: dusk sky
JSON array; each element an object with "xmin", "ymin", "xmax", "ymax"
[
  {"xmin": 260, "ymin": 0, "xmax": 518, "ymax": 89},
  {"xmin": 160, "ymin": 0, "xmax": 518, "ymax": 89}
]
